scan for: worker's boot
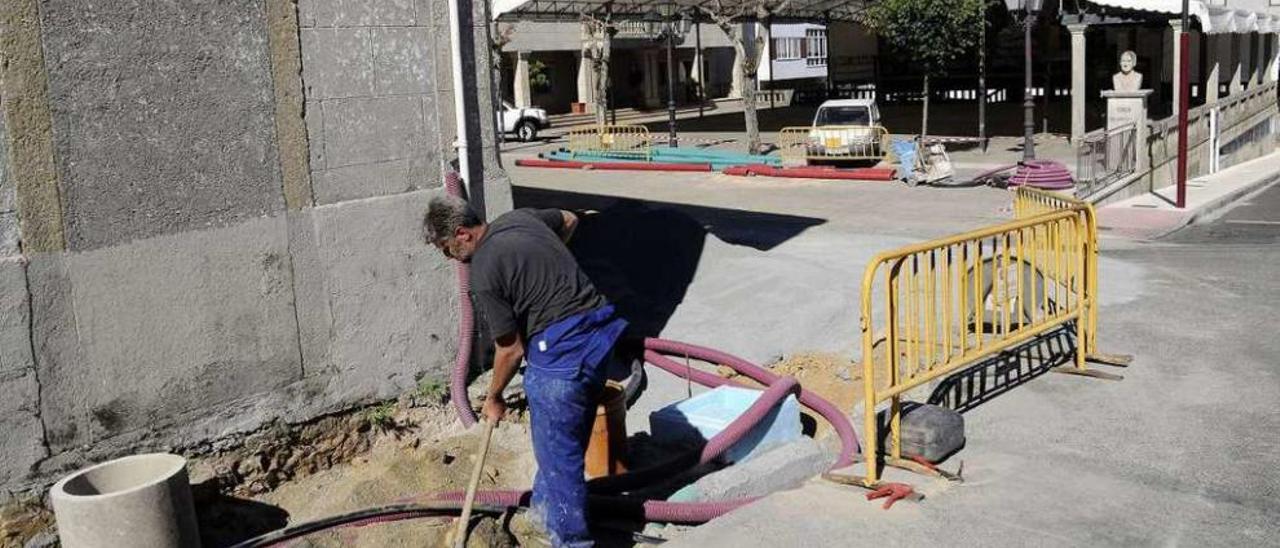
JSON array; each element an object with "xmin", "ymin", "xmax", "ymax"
[{"xmin": 506, "ymin": 509, "xmax": 552, "ymax": 547}]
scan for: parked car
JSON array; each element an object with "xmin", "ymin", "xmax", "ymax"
[
  {"xmin": 499, "ymin": 101, "xmax": 551, "ymax": 142},
  {"xmin": 805, "ymin": 99, "xmax": 885, "ymax": 160}
]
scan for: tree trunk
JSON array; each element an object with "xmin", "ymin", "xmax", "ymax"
[
  {"xmin": 921, "ymin": 73, "xmax": 930, "ymax": 141},
  {"xmin": 593, "ymin": 34, "xmax": 611, "ymax": 128},
  {"xmin": 743, "ymin": 71, "xmax": 760, "ymax": 153},
  {"xmin": 733, "ymin": 31, "xmax": 763, "ymax": 155}
]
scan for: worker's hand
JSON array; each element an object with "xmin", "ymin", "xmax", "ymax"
[{"xmin": 482, "ymin": 394, "xmax": 506, "ymax": 424}]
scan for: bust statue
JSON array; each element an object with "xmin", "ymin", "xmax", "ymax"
[{"xmin": 1112, "ymin": 50, "xmax": 1143, "ymax": 91}]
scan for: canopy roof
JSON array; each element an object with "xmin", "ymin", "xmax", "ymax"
[
  {"xmin": 492, "ymin": 0, "xmax": 871, "ymax": 23},
  {"xmin": 1087, "ymin": 0, "xmax": 1280, "ymax": 33}
]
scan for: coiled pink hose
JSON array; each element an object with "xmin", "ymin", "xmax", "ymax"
[{"xmin": 995, "ymin": 160, "xmax": 1075, "ymax": 190}]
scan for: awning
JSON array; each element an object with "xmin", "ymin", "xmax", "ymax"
[
  {"xmin": 492, "ymin": 0, "xmax": 871, "ymax": 23},
  {"xmin": 1086, "ymin": 0, "xmax": 1279, "ymax": 34}
]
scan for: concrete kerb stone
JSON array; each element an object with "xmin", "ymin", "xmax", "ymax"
[
  {"xmin": 1144, "ymin": 166, "xmax": 1280, "ymax": 240},
  {"xmin": 668, "ymin": 437, "xmax": 836, "ymax": 503}
]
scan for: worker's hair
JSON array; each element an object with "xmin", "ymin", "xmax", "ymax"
[{"xmin": 425, "ymin": 193, "xmax": 481, "ymax": 243}]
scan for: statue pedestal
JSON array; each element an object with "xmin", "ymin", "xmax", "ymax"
[{"xmin": 1102, "ymin": 89, "xmax": 1152, "ymax": 172}]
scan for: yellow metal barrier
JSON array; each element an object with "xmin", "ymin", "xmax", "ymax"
[
  {"xmin": 777, "ymin": 125, "xmax": 891, "ymax": 165},
  {"xmin": 856, "ymin": 210, "xmax": 1092, "ymax": 485},
  {"xmin": 1011, "ymin": 187, "xmax": 1099, "ymax": 358},
  {"xmin": 566, "ymin": 125, "xmax": 652, "ymax": 160}
]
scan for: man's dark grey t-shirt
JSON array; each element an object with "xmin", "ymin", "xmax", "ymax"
[{"xmin": 469, "ymin": 208, "xmax": 605, "ymax": 340}]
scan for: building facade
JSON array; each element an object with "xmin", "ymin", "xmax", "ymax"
[{"xmin": 499, "ymin": 20, "xmax": 832, "ymax": 114}]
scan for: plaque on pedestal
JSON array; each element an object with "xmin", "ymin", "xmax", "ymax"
[{"xmin": 1101, "ymin": 89, "xmax": 1152, "ymax": 171}]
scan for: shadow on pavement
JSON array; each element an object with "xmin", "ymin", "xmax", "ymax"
[
  {"xmin": 927, "ymin": 323, "xmax": 1077, "ymax": 413},
  {"xmin": 515, "ymin": 186, "xmax": 826, "ymax": 338}
]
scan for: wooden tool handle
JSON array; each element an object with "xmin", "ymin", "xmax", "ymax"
[{"xmin": 454, "ymin": 418, "xmax": 496, "ymax": 548}]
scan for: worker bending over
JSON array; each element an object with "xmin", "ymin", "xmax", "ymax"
[{"xmin": 426, "ymin": 194, "xmax": 626, "ymax": 547}]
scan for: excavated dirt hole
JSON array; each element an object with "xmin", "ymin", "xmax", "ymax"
[
  {"xmin": 716, "ymin": 351, "xmax": 866, "ymax": 439},
  {"xmin": 192, "ymin": 398, "xmax": 538, "ymax": 548}
]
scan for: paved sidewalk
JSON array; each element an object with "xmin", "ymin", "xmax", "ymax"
[{"xmin": 1097, "ymin": 151, "xmax": 1280, "ymax": 240}]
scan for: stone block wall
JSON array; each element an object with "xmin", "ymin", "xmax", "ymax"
[
  {"xmin": 0, "ymin": 0, "xmax": 508, "ymax": 495},
  {"xmin": 298, "ymin": 0, "xmax": 449, "ymax": 205}
]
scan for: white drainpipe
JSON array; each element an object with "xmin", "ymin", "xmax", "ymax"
[{"xmin": 447, "ymin": 0, "xmax": 471, "ymax": 196}]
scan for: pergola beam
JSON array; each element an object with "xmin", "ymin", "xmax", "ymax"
[{"xmin": 494, "ymin": 0, "xmax": 870, "ymax": 23}]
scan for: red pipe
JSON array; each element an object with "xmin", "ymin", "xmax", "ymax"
[
  {"xmin": 515, "ymin": 158, "xmax": 713, "ymax": 172},
  {"xmin": 723, "ymin": 164, "xmax": 896, "ymax": 181}
]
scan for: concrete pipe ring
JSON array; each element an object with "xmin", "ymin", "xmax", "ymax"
[{"xmin": 50, "ymin": 453, "xmax": 201, "ymax": 548}]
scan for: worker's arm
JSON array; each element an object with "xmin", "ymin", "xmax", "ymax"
[
  {"xmin": 483, "ymin": 331, "xmax": 524, "ymax": 424},
  {"xmin": 557, "ymin": 210, "xmax": 579, "ymax": 243}
]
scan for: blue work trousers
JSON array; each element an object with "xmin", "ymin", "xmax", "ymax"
[{"xmin": 525, "ymin": 363, "xmax": 606, "ymax": 548}]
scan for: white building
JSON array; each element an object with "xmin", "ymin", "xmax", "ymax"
[{"xmin": 497, "ymin": 20, "xmax": 831, "ymax": 114}]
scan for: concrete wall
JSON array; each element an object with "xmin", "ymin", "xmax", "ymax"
[
  {"xmin": 0, "ymin": 0, "xmax": 509, "ymax": 495},
  {"xmin": 298, "ymin": 0, "xmax": 446, "ymax": 205}
]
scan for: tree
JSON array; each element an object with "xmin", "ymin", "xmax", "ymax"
[
  {"xmin": 581, "ymin": 15, "xmax": 615, "ymax": 128},
  {"xmin": 490, "ymin": 23, "xmax": 516, "ymax": 93},
  {"xmin": 698, "ymin": 0, "xmax": 793, "ymax": 154},
  {"xmin": 866, "ymin": 0, "xmax": 984, "ymax": 140}
]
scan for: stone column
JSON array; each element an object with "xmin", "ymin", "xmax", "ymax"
[
  {"xmin": 1206, "ymin": 33, "xmax": 1220, "ymax": 105},
  {"xmin": 1069, "ymin": 23, "xmax": 1089, "ymax": 145},
  {"xmin": 1264, "ymin": 33, "xmax": 1274, "ymax": 81},
  {"xmin": 514, "ymin": 51, "xmax": 532, "ymax": 108},
  {"xmin": 1103, "ymin": 89, "xmax": 1153, "ymax": 172},
  {"xmin": 1248, "ymin": 32, "xmax": 1260, "ymax": 87},
  {"xmin": 1170, "ymin": 20, "xmax": 1184, "ymax": 116},
  {"xmin": 1230, "ymin": 35, "xmax": 1244, "ymax": 94},
  {"xmin": 576, "ymin": 50, "xmax": 595, "ymax": 110}
]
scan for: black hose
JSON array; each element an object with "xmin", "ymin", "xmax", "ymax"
[{"xmin": 228, "ymin": 502, "xmax": 510, "ymax": 548}]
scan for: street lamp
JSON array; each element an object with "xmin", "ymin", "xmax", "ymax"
[
  {"xmin": 645, "ymin": 5, "xmax": 689, "ymax": 147},
  {"xmin": 1006, "ymin": 0, "xmax": 1042, "ymax": 162}
]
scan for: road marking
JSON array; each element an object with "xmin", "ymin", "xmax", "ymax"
[{"xmin": 1224, "ymin": 219, "xmax": 1280, "ymax": 225}]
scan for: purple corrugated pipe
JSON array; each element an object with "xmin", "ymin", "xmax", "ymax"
[
  {"xmin": 431, "ymin": 376, "xmax": 799, "ymax": 522},
  {"xmin": 643, "ymin": 338, "xmax": 860, "ymax": 469},
  {"xmin": 444, "ymin": 172, "xmax": 479, "ymax": 427}
]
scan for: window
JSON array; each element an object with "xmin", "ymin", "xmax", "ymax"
[
  {"xmin": 772, "ymin": 37, "xmax": 804, "ymax": 60},
  {"xmin": 806, "ymin": 28, "xmax": 828, "ymax": 67},
  {"xmin": 815, "ymin": 106, "xmax": 869, "ymax": 126}
]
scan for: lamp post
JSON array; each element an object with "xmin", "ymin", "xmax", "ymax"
[
  {"xmin": 645, "ymin": 6, "xmax": 686, "ymax": 147},
  {"xmin": 646, "ymin": 6, "xmax": 687, "ymax": 147},
  {"xmin": 1007, "ymin": 0, "xmax": 1043, "ymax": 162}
]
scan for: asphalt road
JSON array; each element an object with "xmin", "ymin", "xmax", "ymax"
[{"xmin": 1166, "ymin": 180, "xmax": 1280, "ymax": 245}]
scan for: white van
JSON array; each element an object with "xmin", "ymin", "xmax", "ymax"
[{"xmin": 806, "ymin": 99, "xmax": 884, "ymax": 160}]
